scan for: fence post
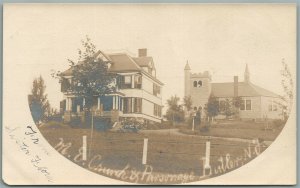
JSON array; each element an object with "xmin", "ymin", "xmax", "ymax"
[
  {"xmin": 82, "ymin": 135, "xmax": 87, "ymax": 161},
  {"xmin": 142, "ymin": 138, "xmax": 148, "ymax": 165},
  {"xmin": 202, "ymin": 141, "xmax": 211, "ymax": 176}
]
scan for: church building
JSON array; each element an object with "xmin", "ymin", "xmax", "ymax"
[{"xmin": 184, "ymin": 63, "xmax": 282, "ymax": 120}]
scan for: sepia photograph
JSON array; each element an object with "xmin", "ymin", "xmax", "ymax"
[{"xmin": 3, "ymin": 4, "xmax": 296, "ymax": 185}]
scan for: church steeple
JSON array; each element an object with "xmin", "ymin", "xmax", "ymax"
[
  {"xmin": 184, "ymin": 61, "xmax": 191, "ymax": 70},
  {"xmin": 184, "ymin": 60, "xmax": 191, "ymax": 97},
  {"xmin": 244, "ymin": 64, "xmax": 250, "ymax": 83}
]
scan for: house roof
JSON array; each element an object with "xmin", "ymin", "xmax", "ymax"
[
  {"xmin": 106, "ymin": 53, "xmax": 142, "ymax": 72},
  {"xmin": 132, "ymin": 56, "xmax": 153, "ymax": 67},
  {"xmin": 60, "ymin": 50, "xmax": 163, "ymax": 85},
  {"xmin": 211, "ymin": 82, "xmax": 279, "ymax": 98}
]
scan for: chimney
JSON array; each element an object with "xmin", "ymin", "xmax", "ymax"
[
  {"xmin": 234, "ymin": 76, "xmax": 238, "ymax": 97},
  {"xmin": 138, "ymin": 48, "xmax": 147, "ymax": 57}
]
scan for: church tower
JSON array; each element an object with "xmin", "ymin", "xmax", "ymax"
[
  {"xmin": 244, "ymin": 64, "xmax": 250, "ymax": 83},
  {"xmin": 184, "ymin": 61, "xmax": 191, "ymax": 97},
  {"xmin": 184, "ymin": 62, "xmax": 212, "ymax": 110}
]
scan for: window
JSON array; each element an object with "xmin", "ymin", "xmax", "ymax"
[
  {"xmin": 153, "ymin": 84, "xmax": 161, "ymax": 96},
  {"xmin": 61, "ymin": 78, "xmax": 72, "ymax": 92},
  {"xmin": 158, "ymin": 106, "xmax": 162, "ymax": 117},
  {"xmin": 193, "ymin": 81, "xmax": 197, "ymax": 87},
  {"xmin": 193, "ymin": 80, "xmax": 202, "ymax": 87},
  {"xmin": 268, "ymin": 103, "xmax": 273, "ymax": 112},
  {"xmin": 273, "ymin": 104, "xmax": 278, "ymax": 111},
  {"xmin": 124, "ymin": 75, "xmax": 131, "ymax": 84},
  {"xmin": 134, "ymin": 74, "xmax": 142, "ymax": 89},
  {"xmin": 240, "ymin": 100, "xmax": 245, "ymax": 110},
  {"xmin": 269, "ymin": 100, "xmax": 278, "ymax": 112},
  {"xmin": 123, "ymin": 98, "xmax": 142, "ymax": 113},
  {"xmin": 119, "ymin": 75, "xmax": 132, "ymax": 89},
  {"xmin": 240, "ymin": 99, "xmax": 251, "ymax": 111},
  {"xmin": 134, "ymin": 98, "xmax": 142, "ymax": 113},
  {"xmin": 246, "ymin": 100, "xmax": 251, "ymax": 110},
  {"xmin": 154, "ymin": 104, "xmax": 161, "ymax": 117},
  {"xmin": 123, "ymin": 98, "xmax": 132, "ymax": 113}
]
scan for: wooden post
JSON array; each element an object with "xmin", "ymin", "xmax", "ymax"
[
  {"xmin": 202, "ymin": 141, "xmax": 211, "ymax": 176},
  {"xmin": 88, "ymin": 112, "xmax": 94, "ymax": 159},
  {"xmin": 142, "ymin": 138, "xmax": 148, "ymax": 165},
  {"xmin": 205, "ymin": 141, "xmax": 210, "ymax": 169},
  {"xmin": 82, "ymin": 135, "xmax": 87, "ymax": 161}
]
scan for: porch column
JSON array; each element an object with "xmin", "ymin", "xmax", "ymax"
[
  {"xmin": 131, "ymin": 98, "xmax": 134, "ymax": 113},
  {"xmin": 116, "ymin": 96, "xmax": 119, "ymax": 110},
  {"xmin": 97, "ymin": 97, "xmax": 101, "ymax": 110},
  {"xmin": 83, "ymin": 97, "xmax": 85, "ymax": 107},
  {"xmin": 69, "ymin": 98, "xmax": 73, "ymax": 112},
  {"xmin": 121, "ymin": 98, "xmax": 124, "ymax": 111},
  {"xmin": 131, "ymin": 75, "xmax": 135, "ymax": 88},
  {"xmin": 112, "ymin": 96, "xmax": 115, "ymax": 110}
]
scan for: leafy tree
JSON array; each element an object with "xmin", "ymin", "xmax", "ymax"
[
  {"xmin": 165, "ymin": 95, "xmax": 184, "ymax": 124},
  {"xmin": 232, "ymin": 96, "xmax": 242, "ymax": 119},
  {"xmin": 278, "ymin": 58, "xmax": 294, "ymax": 121},
  {"xmin": 53, "ymin": 36, "xmax": 116, "ymax": 111},
  {"xmin": 223, "ymin": 98, "xmax": 234, "ymax": 118},
  {"xmin": 28, "ymin": 76, "xmax": 51, "ymax": 124},
  {"xmin": 183, "ymin": 95, "xmax": 193, "ymax": 111},
  {"xmin": 204, "ymin": 94, "xmax": 219, "ymax": 122}
]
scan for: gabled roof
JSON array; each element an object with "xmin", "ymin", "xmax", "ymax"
[
  {"xmin": 106, "ymin": 53, "xmax": 141, "ymax": 72},
  {"xmin": 132, "ymin": 57, "xmax": 153, "ymax": 67},
  {"xmin": 211, "ymin": 82, "xmax": 279, "ymax": 98},
  {"xmin": 60, "ymin": 50, "xmax": 163, "ymax": 85}
]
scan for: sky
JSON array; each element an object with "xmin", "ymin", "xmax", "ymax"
[{"xmin": 4, "ymin": 4, "xmax": 296, "ymax": 111}]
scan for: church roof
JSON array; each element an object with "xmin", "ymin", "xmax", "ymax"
[{"xmin": 211, "ymin": 82, "xmax": 279, "ymax": 98}]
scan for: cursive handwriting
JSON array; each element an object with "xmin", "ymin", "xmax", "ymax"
[{"xmin": 5, "ymin": 126, "xmax": 53, "ymax": 182}]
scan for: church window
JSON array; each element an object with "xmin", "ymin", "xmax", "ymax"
[
  {"xmin": 193, "ymin": 81, "xmax": 197, "ymax": 87},
  {"xmin": 246, "ymin": 100, "xmax": 251, "ymax": 110},
  {"xmin": 240, "ymin": 100, "xmax": 245, "ymax": 110},
  {"xmin": 240, "ymin": 99, "xmax": 251, "ymax": 111},
  {"xmin": 193, "ymin": 80, "xmax": 202, "ymax": 87}
]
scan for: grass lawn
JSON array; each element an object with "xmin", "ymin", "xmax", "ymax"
[
  {"xmin": 38, "ymin": 121, "xmax": 269, "ymax": 184},
  {"xmin": 178, "ymin": 119, "xmax": 285, "ymax": 141}
]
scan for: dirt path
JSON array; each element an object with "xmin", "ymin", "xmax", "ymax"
[{"xmin": 139, "ymin": 129, "xmax": 272, "ymax": 146}]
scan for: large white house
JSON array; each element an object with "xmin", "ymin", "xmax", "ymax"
[
  {"xmin": 60, "ymin": 48, "xmax": 163, "ymax": 124},
  {"xmin": 184, "ymin": 63, "xmax": 283, "ymax": 120}
]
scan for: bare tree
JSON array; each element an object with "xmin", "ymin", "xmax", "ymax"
[{"xmin": 279, "ymin": 58, "xmax": 294, "ymax": 121}]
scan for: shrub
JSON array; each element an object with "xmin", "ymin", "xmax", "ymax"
[
  {"xmin": 200, "ymin": 121, "xmax": 211, "ymax": 132},
  {"xmin": 272, "ymin": 119, "xmax": 285, "ymax": 129}
]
